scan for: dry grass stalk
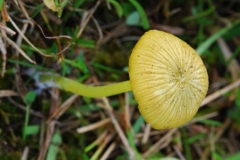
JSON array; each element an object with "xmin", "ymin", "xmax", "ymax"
[
  {"xmin": 89, "ymin": 130, "xmax": 108, "ymax": 148},
  {"xmin": 8, "ymin": 97, "xmax": 44, "ymax": 118},
  {"xmin": 0, "ymin": 22, "xmax": 16, "ymax": 35},
  {"xmin": 173, "ymin": 145, "xmax": 186, "ymax": 160},
  {"xmin": 143, "ymin": 112, "xmax": 219, "ymax": 158},
  {"xmin": 0, "ymin": 36, "xmax": 7, "ymax": 77},
  {"xmin": 142, "ymin": 128, "xmax": 178, "ymax": 158},
  {"xmin": 47, "ymin": 94, "xmax": 79, "ymax": 122},
  {"xmin": 38, "ymin": 121, "xmax": 55, "ymax": 160},
  {"xmin": 135, "ymin": 130, "xmax": 166, "ymax": 138},
  {"xmin": 91, "ymin": 133, "xmax": 115, "ymax": 159},
  {"xmin": 0, "ymin": 90, "xmax": 19, "ymax": 97},
  {"xmin": 8, "ymin": 16, "xmax": 53, "ymax": 58},
  {"xmin": 21, "ymin": 146, "xmax": 29, "ymax": 160},
  {"xmin": 99, "ymin": 142, "xmax": 116, "ymax": 160},
  {"xmin": 1, "ymin": 2, "xmax": 9, "ymax": 22},
  {"xmin": 124, "ymin": 92, "xmax": 132, "ymax": 130},
  {"xmin": 201, "ymin": 79, "xmax": 240, "ymax": 107},
  {"xmin": 76, "ymin": 118, "xmax": 111, "ymax": 134},
  {"xmin": 142, "ymin": 124, "xmax": 151, "ymax": 144},
  {"xmin": 77, "ymin": 0, "xmax": 101, "ymax": 38},
  {"xmin": 0, "ymin": 32, "xmax": 35, "ymax": 64},
  {"xmin": 18, "ymin": 1, "xmax": 33, "ymax": 26},
  {"xmin": 200, "ymin": 118, "xmax": 232, "ymax": 160}
]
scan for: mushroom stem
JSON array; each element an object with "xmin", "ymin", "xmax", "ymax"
[{"xmin": 39, "ymin": 73, "xmax": 131, "ymax": 97}]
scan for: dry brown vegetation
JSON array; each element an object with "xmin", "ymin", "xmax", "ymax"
[{"xmin": 0, "ymin": 0, "xmax": 240, "ymax": 159}]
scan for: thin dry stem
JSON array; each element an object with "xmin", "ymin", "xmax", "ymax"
[
  {"xmin": 124, "ymin": 92, "xmax": 131, "ymax": 129},
  {"xmin": 0, "ymin": 90, "xmax": 19, "ymax": 97},
  {"xmin": 200, "ymin": 118, "xmax": 232, "ymax": 160},
  {"xmin": 21, "ymin": 146, "xmax": 29, "ymax": 160},
  {"xmin": 38, "ymin": 121, "xmax": 55, "ymax": 160},
  {"xmin": 135, "ymin": 130, "xmax": 166, "ymax": 138},
  {"xmin": 93, "ymin": 130, "xmax": 108, "ymax": 146},
  {"xmin": 47, "ymin": 94, "xmax": 79, "ymax": 123},
  {"xmin": 0, "ymin": 22, "xmax": 16, "ymax": 35},
  {"xmin": 16, "ymin": 23, "xmax": 28, "ymax": 56},
  {"xmin": 1, "ymin": 2, "xmax": 9, "ymax": 21},
  {"xmin": 77, "ymin": 0, "xmax": 101, "ymax": 38},
  {"xmin": 143, "ymin": 112, "xmax": 219, "ymax": 158},
  {"xmin": 173, "ymin": 145, "xmax": 186, "ymax": 160},
  {"xmin": 92, "ymin": 16, "xmax": 103, "ymax": 47},
  {"xmin": 32, "ymin": 18, "xmax": 72, "ymax": 56},
  {"xmin": 99, "ymin": 142, "xmax": 116, "ymax": 160},
  {"xmin": 186, "ymin": 112, "xmax": 219, "ymax": 126},
  {"xmin": 91, "ymin": 133, "xmax": 114, "ymax": 160},
  {"xmin": 0, "ymin": 36, "xmax": 7, "ymax": 77},
  {"xmin": 18, "ymin": 1, "xmax": 33, "ymax": 26},
  {"xmin": 217, "ymin": 37, "xmax": 240, "ymax": 81},
  {"xmin": 0, "ymin": 32, "xmax": 35, "ymax": 64},
  {"xmin": 201, "ymin": 79, "xmax": 240, "ymax": 106},
  {"xmin": 142, "ymin": 124, "xmax": 151, "ymax": 144},
  {"xmin": 142, "ymin": 128, "xmax": 178, "ymax": 158},
  {"xmin": 8, "ymin": 16, "xmax": 53, "ymax": 58},
  {"xmin": 76, "ymin": 118, "xmax": 111, "ymax": 134},
  {"xmin": 8, "ymin": 97, "xmax": 44, "ymax": 119}
]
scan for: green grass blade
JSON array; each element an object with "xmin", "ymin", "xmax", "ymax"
[
  {"xmin": 196, "ymin": 18, "xmax": 240, "ymax": 55},
  {"xmin": 181, "ymin": 128, "xmax": 192, "ymax": 160},
  {"xmin": 0, "ymin": 0, "xmax": 4, "ymax": 11},
  {"xmin": 182, "ymin": 6, "xmax": 215, "ymax": 22},
  {"xmin": 128, "ymin": 0, "xmax": 149, "ymax": 30},
  {"xmin": 46, "ymin": 130, "xmax": 62, "ymax": 160},
  {"xmin": 227, "ymin": 152, "xmax": 240, "ymax": 160},
  {"xmin": 132, "ymin": 115, "xmax": 144, "ymax": 134},
  {"xmin": 107, "ymin": 0, "xmax": 123, "ymax": 18}
]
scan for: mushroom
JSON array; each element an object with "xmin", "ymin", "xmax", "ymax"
[
  {"xmin": 129, "ymin": 30, "xmax": 208, "ymax": 129},
  {"xmin": 39, "ymin": 30, "xmax": 209, "ymax": 129}
]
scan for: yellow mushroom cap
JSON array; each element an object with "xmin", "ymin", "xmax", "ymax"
[{"xmin": 129, "ymin": 30, "xmax": 208, "ymax": 129}]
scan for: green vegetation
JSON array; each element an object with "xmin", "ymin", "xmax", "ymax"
[{"xmin": 0, "ymin": 0, "xmax": 240, "ymax": 159}]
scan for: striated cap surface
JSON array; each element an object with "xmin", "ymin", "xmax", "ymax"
[{"xmin": 129, "ymin": 30, "xmax": 208, "ymax": 129}]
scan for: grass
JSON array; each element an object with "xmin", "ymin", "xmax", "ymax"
[{"xmin": 0, "ymin": 0, "xmax": 240, "ymax": 159}]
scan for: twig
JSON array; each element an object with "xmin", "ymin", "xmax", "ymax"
[
  {"xmin": 21, "ymin": 146, "xmax": 29, "ymax": 160},
  {"xmin": 1, "ymin": 2, "xmax": 9, "ymax": 22},
  {"xmin": 0, "ymin": 32, "xmax": 35, "ymax": 64},
  {"xmin": 18, "ymin": 1, "xmax": 33, "ymax": 26},
  {"xmin": 0, "ymin": 36, "xmax": 7, "ymax": 77},
  {"xmin": 108, "ymin": 110, "xmax": 136, "ymax": 159},
  {"xmin": 201, "ymin": 79, "xmax": 240, "ymax": 106},
  {"xmin": 85, "ymin": 130, "xmax": 108, "ymax": 152},
  {"xmin": 31, "ymin": 18, "xmax": 72, "ymax": 56},
  {"xmin": 90, "ymin": 133, "xmax": 114, "ymax": 160},
  {"xmin": 142, "ymin": 124, "xmax": 151, "ymax": 144},
  {"xmin": 8, "ymin": 97, "xmax": 44, "ymax": 119},
  {"xmin": 200, "ymin": 118, "xmax": 232, "ymax": 160},
  {"xmin": 77, "ymin": 0, "xmax": 101, "ymax": 38},
  {"xmin": 100, "ymin": 142, "xmax": 116, "ymax": 160},
  {"xmin": 173, "ymin": 145, "xmax": 186, "ymax": 160},
  {"xmin": 124, "ymin": 92, "xmax": 131, "ymax": 129},
  {"xmin": 217, "ymin": 37, "xmax": 240, "ymax": 81},
  {"xmin": 8, "ymin": 16, "xmax": 53, "ymax": 58},
  {"xmin": 143, "ymin": 112, "xmax": 218, "ymax": 158},
  {"xmin": 92, "ymin": 16, "xmax": 103, "ymax": 47},
  {"xmin": 0, "ymin": 22, "xmax": 16, "ymax": 35},
  {"xmin": 142, "ymin": 128, "xmax": 178, "ymax": 158},
  {"xmin": 76, "ymin": 118, "xmax": 111, "ymax": 134},
  {"xmin": 135, "ymin": 130, "xmax": 166, "ymax": 138},
  {"xmin": 0, "ymin": 90, "xmax": 19, "ymax": 97},
  {"xmin": 37, "ymin": 121, "xmax": 55, "ymax": 160},
  {"xmin": 47, "ymin": 94, "xmax": 79, "ymax": 122}
]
